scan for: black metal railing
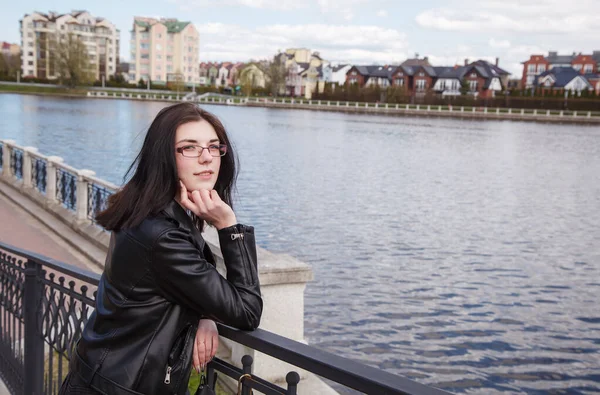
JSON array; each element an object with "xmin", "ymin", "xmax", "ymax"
[
  {"xmin": 32, "ymin": 157, "xmax": 47, "ymax": 194},
  {"xmin": 10, "ymin": 148, "xmax": 23, "ymax": 180},
  {"xmin": 0, "ymin": 241, "xmax": 450, "ymax": 395},
  {"xmin": 56, "ymin": 169, "xmax": 77, "ymax": 211},
  {"xmin": 87, "ymin": 183, "xmax": 112, "ymax": 223}
]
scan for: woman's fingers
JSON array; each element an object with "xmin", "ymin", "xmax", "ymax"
[
  {"xmin": 193, "ymin": 336, "xmax": 199, "ymax": 372},
  {"xmin": 196, "ymin": 337, "xmax": 207, "ymax": 371}
]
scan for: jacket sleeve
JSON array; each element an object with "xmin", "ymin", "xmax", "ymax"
[{"xmin": 151, "ymin": 224, "xmax": 262, "ymax": 330}]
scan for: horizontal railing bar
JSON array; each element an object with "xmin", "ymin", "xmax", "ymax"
[
  {"xmin": 209, "ymin": 358, "xmax": 286, "ymax": 395},
  {"xmin": 0, "ymin": 242, "xmax": 100, "ymax": 285},
  {"xmin": 217, "ymin": 325, "xmax": 450, "ymax": 395}
]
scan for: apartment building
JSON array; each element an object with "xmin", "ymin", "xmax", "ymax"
[
  {"xmin": 20, "ymin": 10, "xmax": 119, "ymax": 80},
  {"xmin": 129, "ymin": 17, "xmax": 199, "ymax": 85}
]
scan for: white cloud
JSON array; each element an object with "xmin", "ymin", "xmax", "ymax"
[
  {"xmin": 416, "ymin": 0, "xmax": 600, "ymax": 34},
  {"xmin": 489, "ymin": 38, "xmax": 511, "ymax": 49},
  {"xmin": 175, "ymin": 0, "xmax": 302, "ymax": 10},
  {"xmin": 376, "ymin": 10, "xmax": 388, "ymax": 18},
  {"xmin": 196, "ymin": 23, "xmax": 408, "ymax": 65}
]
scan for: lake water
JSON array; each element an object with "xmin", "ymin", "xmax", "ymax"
[{"xmin": 1, "ymin": 94, "xmax": 599, "ymax": 394}]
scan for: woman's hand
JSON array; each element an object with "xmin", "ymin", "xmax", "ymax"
[
  {"xmin": 193, "ymin": 319, "xmax": 219, "ymax": 372},
  {"xmin": 179, "ymin": 181, "xmax": 237, "ymax": 230}
]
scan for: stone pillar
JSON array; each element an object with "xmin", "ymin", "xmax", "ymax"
[
  {"xmin": 22, "ymin": 147, "xmax": 38, "ymax": 188},
  {"xmin": 1, "ymin": 139, "xmax": 15, "ymax": 178},
  {"xmin": 76, "ymin": 169, "xmax": 96, "ymax": 221},
  {"xmin": 46, "ymin": 156, "xmax": 64, "ymax": 204},
  {"xmin": 202, "ymin": 228, "xmax": 313, "ymax": 384}
]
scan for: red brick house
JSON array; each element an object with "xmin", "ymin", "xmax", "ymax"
[{"xmin": 521, "ymin": 51, "xmax": 600, "ymax": 88}]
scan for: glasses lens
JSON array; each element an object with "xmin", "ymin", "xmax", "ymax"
[{"xmin": 212, "ymin": 145, "xmax": 227, "ymax": 157}]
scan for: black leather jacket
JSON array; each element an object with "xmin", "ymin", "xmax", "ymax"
[{"xmin": 74, "ymin": 200, "xmax": 262, "ymax": 394}]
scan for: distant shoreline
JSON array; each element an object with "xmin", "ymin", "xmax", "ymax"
[{"xmin": 2, "ymin": 85, "xmax": 600, "ymax": 125}]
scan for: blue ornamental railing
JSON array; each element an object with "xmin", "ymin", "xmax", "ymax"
[
  {"xmin": 55, "ymin": 168, "xmax": 77, "ymax": 211},
  {"xmin": 10, "ymin": 148, "xmax": 23, "ymax": 180},
  {"xmin": 0, "ymin": 242, "xmax": 450, "ymax": 395},
  {"xmin": 32, "ymin": 156, "xmax": 47, "ymax": 194}
]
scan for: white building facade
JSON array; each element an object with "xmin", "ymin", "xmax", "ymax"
[{"xmin": 20, "ymin": 10, "xmax": 119, "ymax": 80}]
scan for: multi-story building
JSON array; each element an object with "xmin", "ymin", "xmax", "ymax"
[
  {"xmin": 521, "ymin": 51, "xmax": 600, "ymax": 88},
  {"xmin": 1, "ymin": 42, "xmax": 21, "ymax": 57},
  {"xmin": 19, "ymin": 10, "xmax": 119, "ymax": 80},
  {"xmin": 129, "ymin": 17, "xmax": 199, "ymax": 86}
]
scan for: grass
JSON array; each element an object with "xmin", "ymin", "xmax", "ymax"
[
  {"xmin": 188, "ymin": 371, "xmax": 230, "ymax": 395},
  {"xmin": 0, "ymin": 84, "xmax": 87, "ymax": 96}
]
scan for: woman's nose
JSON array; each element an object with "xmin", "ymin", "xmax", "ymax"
[{"xmin": 198, "ymin": 149, "xmax": 213, "ymax": 163}]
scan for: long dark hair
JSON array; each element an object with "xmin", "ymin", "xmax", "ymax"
[{"xmin": 96, "ymin": 103, "xmax": 238, "ymax": 231}]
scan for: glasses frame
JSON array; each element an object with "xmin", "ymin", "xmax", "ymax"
[{"xmin": 176, "ymin": 144, "xmax": 228, "ymax": 158}]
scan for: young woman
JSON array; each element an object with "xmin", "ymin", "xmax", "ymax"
[{"xmin": 59, "ymin": 102, "xmax": 262, "ymax": 394}]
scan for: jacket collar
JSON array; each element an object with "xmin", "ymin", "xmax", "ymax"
[{"xmin": 161, "ymin": 199, "xmax": 196, "ymax": 232}]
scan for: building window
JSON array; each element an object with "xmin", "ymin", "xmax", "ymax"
[
  {"xmin": 167, "ymin": 65, "xmax": 173, "ymax": 72},
  {"xmin": 157, "ymin": 54, "xmax": 162, "ymax": 60},
  {"xmin": 584, "ymin": 64, "xmax": 593, "ymax": 73},
  {"xmin": 469, "ymin": 80, "xmax": 478, "ymax": 91},
  {"xmin": 157, "ymin": 65, "xmax": 161, "ymax": 71},
  {"xmin": 141, "ymin": 54, "xmax": 149, "ymax": 60},
  {"xmin": 544, "ymin": 79, "xmax": 552, "ymax": 87},
  {"xmin": 167, "ymin": 56, "xmax": 173, "ymax": 62},
  {"xmin": 157, "ymin": 34, "xmax": 162, "ymax": 39},
  {"xmin": 140, "ymin": 43, "xmax": 149, "ymax": 49},
  {"xmin": 156, "ymin": 75, "xmax": 161, "ymax": 80},
  {"xmin": 351, "ymin": 71, "xmax": 357, "ymax": 76},
  {"xmin": 416, "ymin": 79, "xmax": 426, "ymax": 90},
  {"xmin": 141, "ymin": 33, "xmax": 149, "ymax": 39},
  {"xmin": 418, "ymin": 72, "xmax": 424, "ymax": 76},
  {"xmin": 188, "ymin": 76, "xmax": 191, "ymax": 81},
  {"xmin": 574, "ymin": 64, "xmax": 582, "ymax": 71},
  {"xmin": 28, "ymin": 61, "xmax": 33, "ymax": 66},
  {"xmin": 395, "ymin": 78, "xmax": 404, "ymax": 86},
  {"xmin": 28, "ymin": 51, "xmax": 33, "ymax": 56},
  {"xmin": 528, "ymin": 64, "xmax": 535, "ymax": 73},
  {"xmin": 156, "ymin": 44, "xmax": 162, "ymax": 51},
  {"xmin": 538, "ymin": 65, "xmax": 546, "ymax": 73}
]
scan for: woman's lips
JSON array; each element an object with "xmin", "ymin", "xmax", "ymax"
[{"xmin": 194, "ymin": 171, "xmax": 213, "ymax": 180}]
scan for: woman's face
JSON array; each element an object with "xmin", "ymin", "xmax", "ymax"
[{"xmin": 175, "ymin": 120, "xmax": 221, "ymax": 192}]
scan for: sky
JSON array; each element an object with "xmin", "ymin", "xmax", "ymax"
[{"xmin": 2, "ymin": 0, "xmax": 600, "ymax": 77}]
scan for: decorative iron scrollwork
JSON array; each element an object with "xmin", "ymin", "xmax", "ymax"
[
  {"xmin": 10, "ymin": 148, "xmax": 23, "ymax": 180},
  {"xmin": 87, "ymin": 183, "xmax": 112, "ymax": 222},
  {"xmin": 31, "ymin": 157, "xmax": 47, "ymax": 194},
  {"xmin": 56, "ymin": 169, "xmax": 77, "ymax": 211}
]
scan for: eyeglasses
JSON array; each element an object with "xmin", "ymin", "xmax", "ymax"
[{"xmin": 176, "ymin": 144, "xmax": 227, "ymax": 158}]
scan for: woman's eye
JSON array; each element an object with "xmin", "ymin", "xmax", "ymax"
[
  {"xmin": 208, "ymin": 145, "xmax": 220, "ymax": 150},
  {"xmin": 182, "ymin": 145, "xmax": 196, "ymax": 151}
]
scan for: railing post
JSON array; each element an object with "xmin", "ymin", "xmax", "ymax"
[
  {"xmin": 22, "ymin": 146, "xmax": 38, "ymax": 188},
  {"xmin": 77, "ymin": 169, "xmax": 96, "ymax": 221},
  {"xmin": 47, "ymin": 156, "xmax": 63, "ymax": 204},
  {"xmin": 1, "ymin": 139, "xmax": 15, "ymax": 178},
  {"xmin": 241, "ymin": 355, "xmax": 253, "ymax": 395},
  {"xmin": 24, "ymin": 259, "xmax": 44, "ymax": 395}
]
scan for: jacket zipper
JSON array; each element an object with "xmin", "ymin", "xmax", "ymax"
[
  {"xmin": 164, "ymin": 366, "xmax": 172, "ymax": 384},
  {"xmin": 232, "ymin": 225, "xmax": 253, "ymax": 283},
  {"xmin": 164, "ymin": 324, "xmax": 191, "ymax": 385}
]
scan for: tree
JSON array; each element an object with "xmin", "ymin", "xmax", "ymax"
[
  {"xmin": 460, "ymin": 79, "xmax": 470, "ymax": 96},
  {"xmin": 239, "ymin": 65, "xmax": 257, "ymax": 96},
  {"xmin": 54, "ymin": 33, "xmax": 94, "ymax": 87},
  {"xmin": 172, "ymin": 70, "xmax": 185, "ymax": 99},
  {"xmin": 0, "ymin": 53, "xmax": 22, "ymax": 79},
  {"xmin": 259, "ymin": 54, "xmax": 286, "ymax": 97}
]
